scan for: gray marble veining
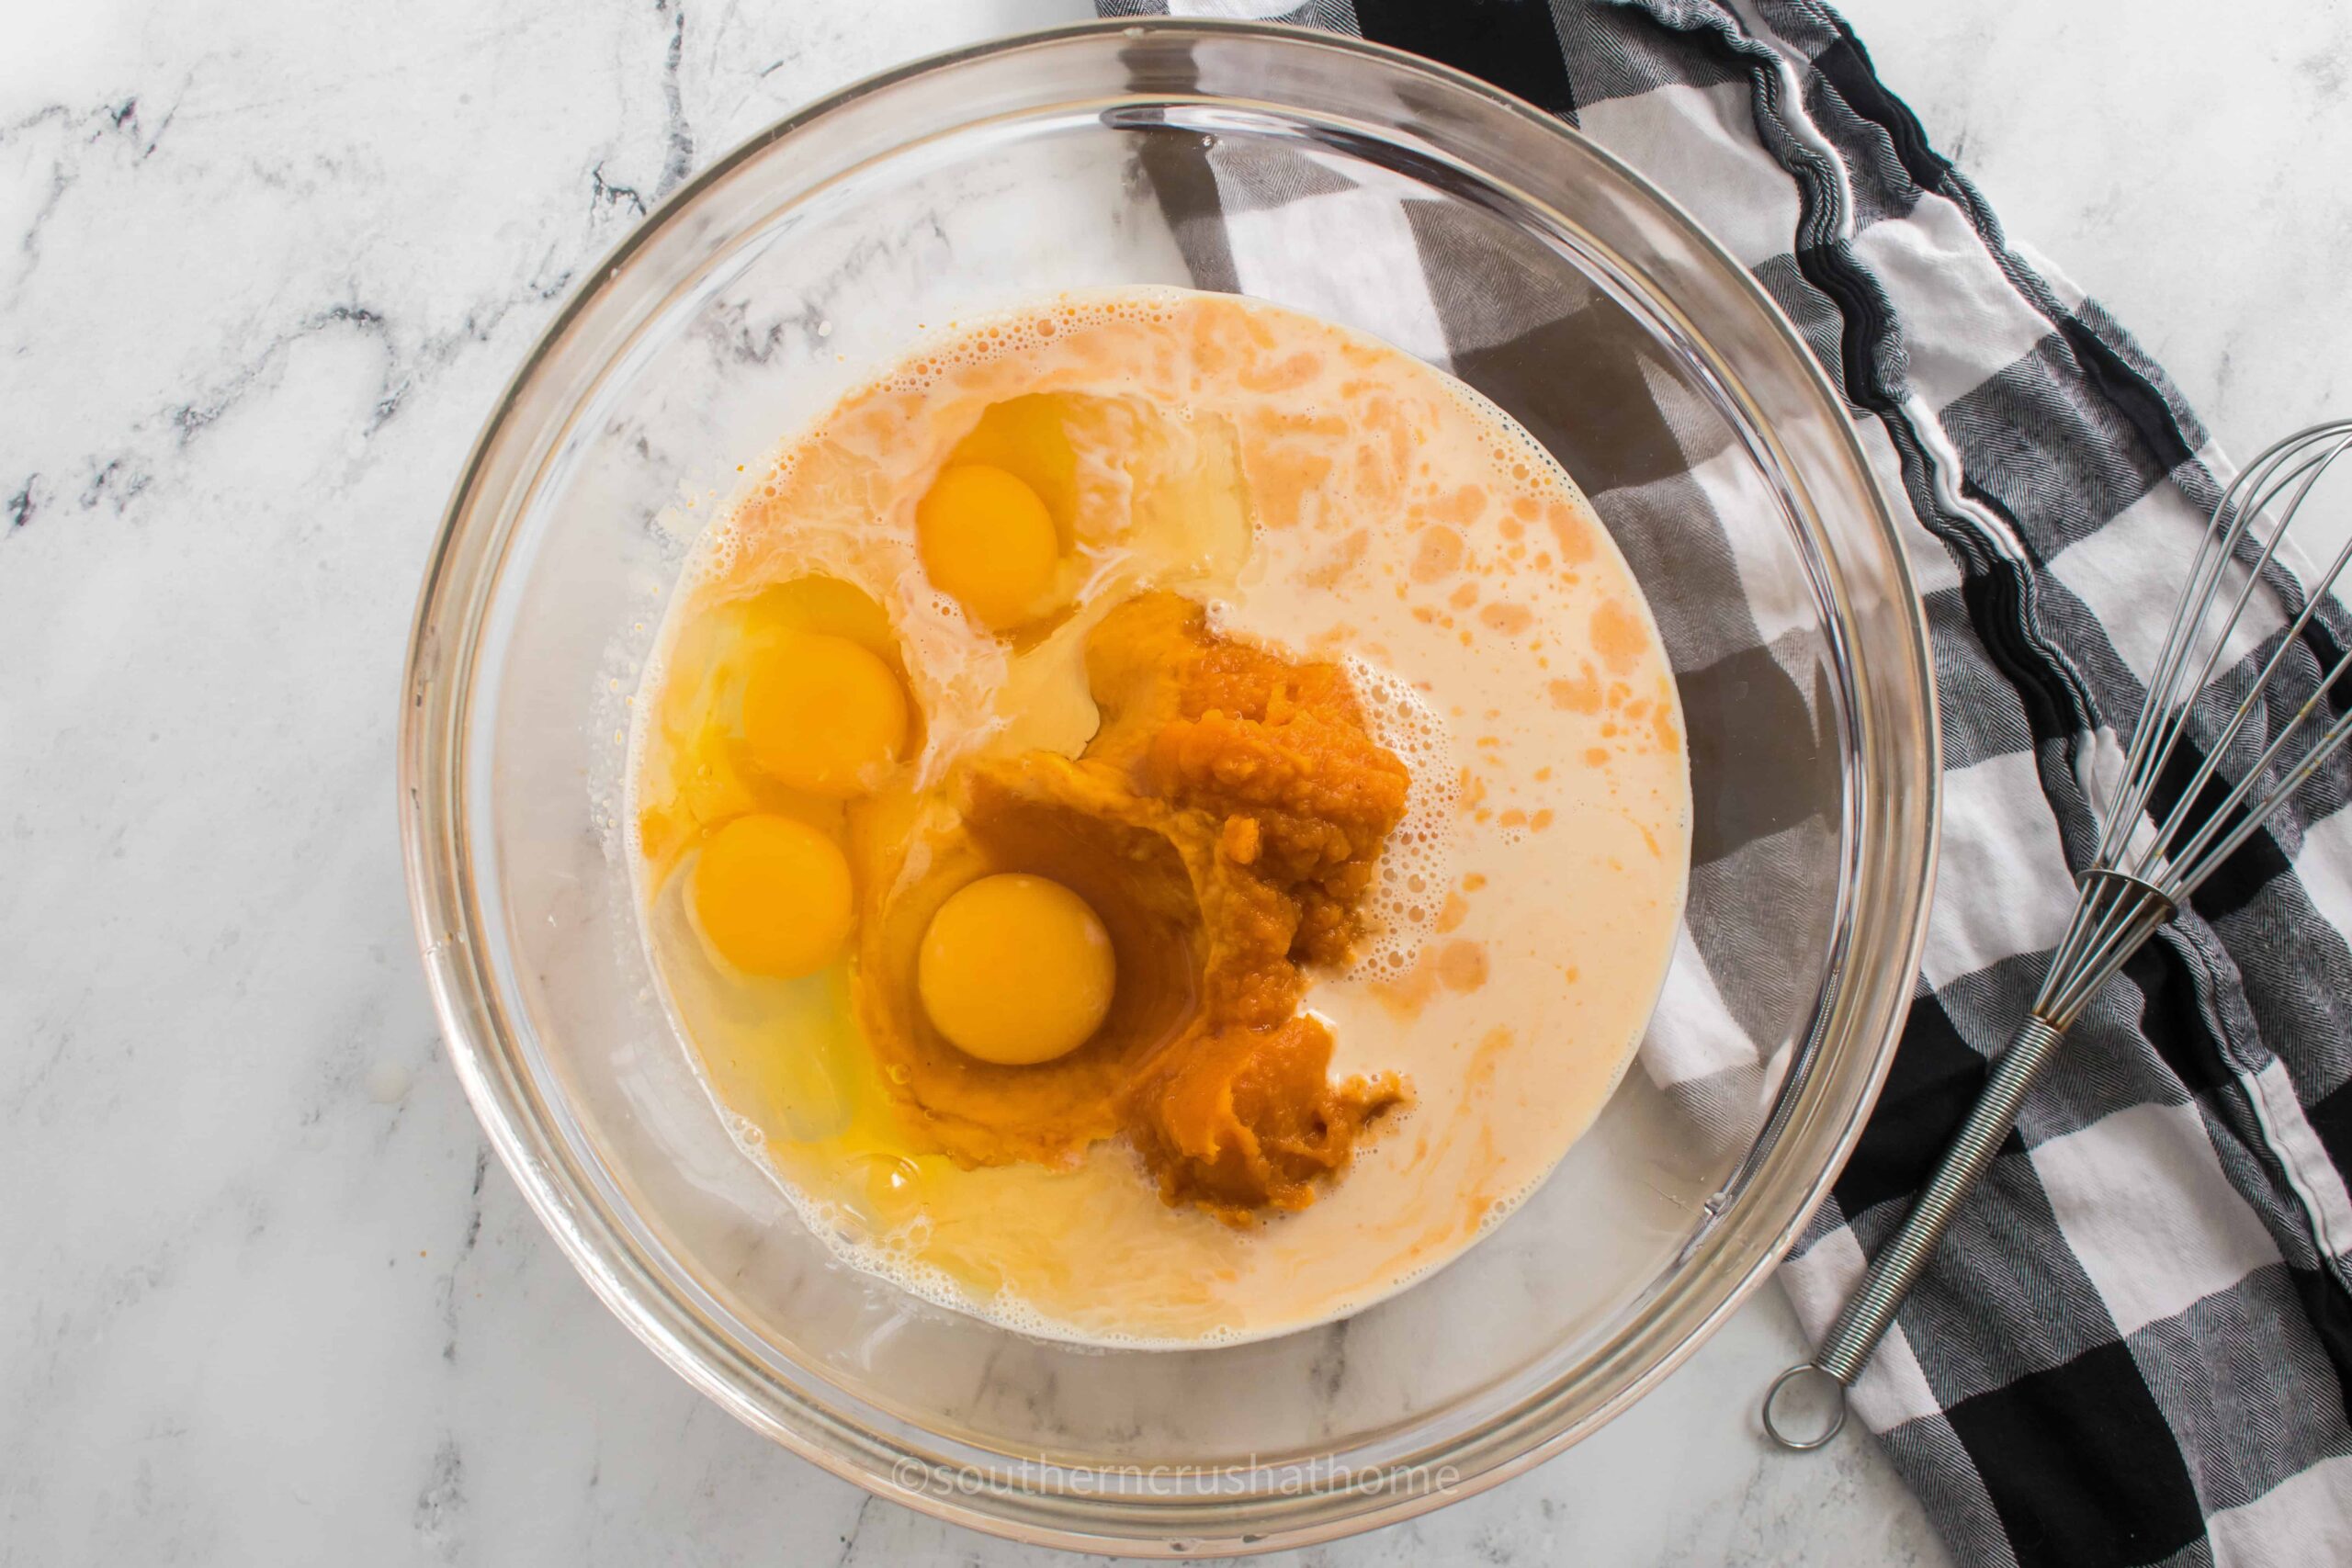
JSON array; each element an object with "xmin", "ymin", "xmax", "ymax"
[{"xmin": 7, "ymin": 2, "xmax": 2344, "ymax": 1562}]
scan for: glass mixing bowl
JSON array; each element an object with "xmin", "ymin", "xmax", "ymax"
[{"xmin": 400, "ymin": 18, "xmax": 1937, "ymax": 1556}]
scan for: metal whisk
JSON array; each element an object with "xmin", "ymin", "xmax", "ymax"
[{"xmin": 1764, "ymin": 420, "xmax": 2352, "ymax": 1450}]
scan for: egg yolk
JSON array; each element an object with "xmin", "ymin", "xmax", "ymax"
[
  {"xmin": 917, "ymin": 874, "xmax": 1116, "ymax": 1066},
  {"xmin": 741, "ymin": 632, "xmax": 908, "ymax": 797},
  {"xmin": 915, "ymin": 463, "xmax": 1060, "ymax": 630},
  {"xmin": 693, "ymin": 814, "xmax": 854, "ymax": 978}
]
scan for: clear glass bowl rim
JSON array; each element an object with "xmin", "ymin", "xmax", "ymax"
[{"xmin": 398, "ymin": 17, "xmax": 1941, "ymax": 1556}]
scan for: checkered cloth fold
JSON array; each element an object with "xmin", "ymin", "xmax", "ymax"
[{"xmin": 1100, "ymin": 1, "xmax": 2352, "ymax": 1562}]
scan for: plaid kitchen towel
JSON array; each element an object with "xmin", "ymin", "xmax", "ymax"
[{"xmin": 1099, "ymin": 1, "xmax": 2352, "ymax": 1563}]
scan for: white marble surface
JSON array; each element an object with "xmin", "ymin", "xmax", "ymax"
[{"xmin": 5, "ymin": 3, "xmax": 2346, "ymax": 1562}]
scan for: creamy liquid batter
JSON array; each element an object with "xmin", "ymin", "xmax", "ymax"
[{"xmin": 630, "ymin": 289, "xmax": 1690, "ymax": 1346}]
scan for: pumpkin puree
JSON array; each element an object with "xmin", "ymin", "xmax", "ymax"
[{"xmin": 853, "ymin": 592, "xmax": 1412, "ymax": 1223}]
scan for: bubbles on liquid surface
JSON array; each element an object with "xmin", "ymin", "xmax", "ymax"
[{"xmin": 1344, "ymin": 658, "xmax": 1459, "ymax": 982}]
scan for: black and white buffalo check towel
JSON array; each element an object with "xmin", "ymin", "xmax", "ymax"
[{"xmin": 1101, "ymin": 1, "xmax": 2352, "ymax": 1562}]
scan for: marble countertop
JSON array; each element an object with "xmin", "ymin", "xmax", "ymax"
[{"xmin": 6, "ymin": 3, "xmax": 2346, "ymax": 1562}]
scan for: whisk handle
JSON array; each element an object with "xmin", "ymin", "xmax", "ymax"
[{"xmin": 1763, "ymin": 1016, "xmax": 2070, "ymax": 1450}]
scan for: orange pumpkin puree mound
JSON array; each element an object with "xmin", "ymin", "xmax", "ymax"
[{"xmin": 852, "ymin": 592, "xmax": 1412, "ymax": 1224}]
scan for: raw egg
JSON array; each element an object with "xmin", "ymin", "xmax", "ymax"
[
  {"xmin": 741, "ymin": 631, "xmax": 908, "ymax": 797},
  {"xmin": 916, "ymin": 463, "xmax": 1060, "ymax": 630},
  {"xmin": 692, "ymin": 813, "xmax": 854, "ymax": 977},
  {"xmin": 917, "ymin": 873, "xmax": 1115, "ymax": 1066}
]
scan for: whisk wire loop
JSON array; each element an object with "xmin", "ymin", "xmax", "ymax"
[
  {"xmin": 2141, "ymin": 433, "xmax": 2352, "ymax": 896},
  {"xmin": 2100, "ymin": 423, "xmax": 2352, "ymax": 884}
]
